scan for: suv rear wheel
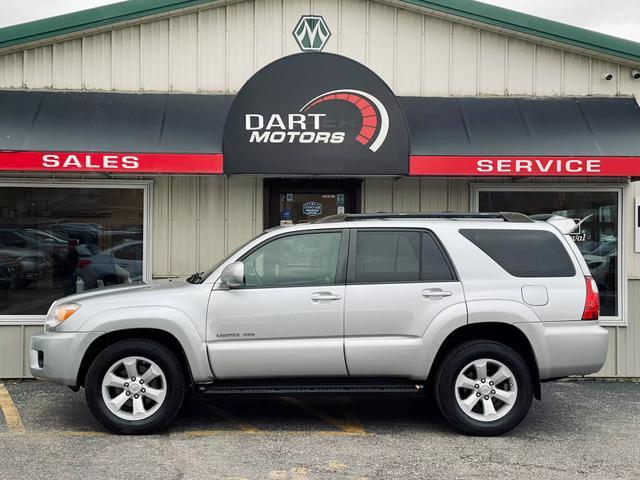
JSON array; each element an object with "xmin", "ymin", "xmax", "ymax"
[
  {"xmin": 434, "ymin": 340, "xmax": 533, "ymax": 436},
  {"xmin": 85, "ymin": 339, "xmax": 185, "ymax": 434}
]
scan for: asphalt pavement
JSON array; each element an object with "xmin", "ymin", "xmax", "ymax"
[{"xmin": 0, "ymin": 379, "xmax": 639, "ymax": 479}]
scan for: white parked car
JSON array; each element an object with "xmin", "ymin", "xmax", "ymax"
[{"xmin": 30, "ymin": 212, "xmax": 607, "ymax": 436}]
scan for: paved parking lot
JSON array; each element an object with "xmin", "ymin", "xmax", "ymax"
[{"xmin": 0, "ymin": 379, "xmax": 639, "ymax": 479}]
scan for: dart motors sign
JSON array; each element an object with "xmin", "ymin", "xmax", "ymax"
[{"xmin": 223, "ymin": 52, "xmax": 410, "ymax": 175}]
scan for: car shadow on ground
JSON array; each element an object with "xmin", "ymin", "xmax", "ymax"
[{"xmin": 1, "ymin": 380, "xmax": 606, "ymax": 438}]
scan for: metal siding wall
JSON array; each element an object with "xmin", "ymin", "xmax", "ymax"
[
  {"xmin": 591, "ymin": 59, "xmax": 618, "ymax": 95},
  {"xmin": 619, "ymin": 66, "xmax": 640, "ymax": 97},
  {"xmin": 0, "ymin": 52, "xmax": 22, "ymax": 87},
  {"xmin": 140, "ymin": 20, "xmax": 170, "ymax": 91},
  {"xmin": 534, "ymin": 45, "xmax": 562, "ymax": 95},
  {"xmin": 367, "ymin": 1, "xmax": 395, "ymax": 90},
  {"xmin": 422, "ymin": 16, "xmax": 450, "ymax": 95},
  {"xmin": 450, "ymin": 23, "xmax": 478, "ymax": 95},
  {"xmin": 112, "ymin": 26, "xmax": 141, "ymax": 91},
  {"xmin": 52, "ymin": 39, "xmax": 82, "ymax": 89},
  {"xmin": 198, "ymin": 7, "xmax": 227, "ymax": 91},
  {"xmin": 506, "ymin": 38, "xmax": 533, "ymax": 95},
  {"xmin": 227, "ymin": 1, "xmax": 256, "ymax": 92},
  {"xmin": 170, "ymin": 14, "xmax": 199, "ymax": 91},
  {"xmin": 395, "ymin": 9, "xmax": 422, "ymax": 96},
  {"xmin": 82, "ymin": 32, "xmax": 112, "ymax": 90},
  {"xmin": 2, "ymin": 0, "xmax": 638, "ymax": 96},
  {"xmin": 562, "ymin": 52, "xmax": 590, "ymax": 95},
  {"xmin": 363, "ymin": 178, "xmax": 471, "ymax": 213},
  {"xmin": 151, "ymin": 175, "xmax": 263, "ymax": 278},
  {"xmin": 479, "ymin": 31, "xmax": 505, "ymax": 95},
  {"xmin": 340, "ymin": 0, "xmax": 367, "ymax": 63},
  {"xmin": 169, "ymin": 176, "xmax": 200, "ymax": 275},
  {"xmin": 23, "ymin": 46, "xmax": 53, "ymax": 88},
  {"xmin": 618, "ymin": 280, "xmax": 640, "ymax": 375},
  {"xmin": 0, "ymin": 325, "xmax": 42, "ymax": 378},
  {"xmin": 255, "ymin": 0, "xmax": 284, "ymax": 71}
]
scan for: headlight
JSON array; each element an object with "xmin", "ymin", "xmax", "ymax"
[{"xmin": 45, "ymin": 303, "xmax": 80, "ymax": 331}]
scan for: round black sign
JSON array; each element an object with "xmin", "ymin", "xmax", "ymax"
[{"xmin": 223, "ymin": 52, "xmax": 409, "ymax": 175}]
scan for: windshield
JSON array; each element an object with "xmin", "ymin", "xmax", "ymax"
[{"xmin": 189, "ymin": 232, "xmax": 269, "ymax": 284}]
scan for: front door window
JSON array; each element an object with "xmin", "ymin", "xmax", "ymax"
[{"xmin": 243, "ymin": 232, "xmax": 342, "ymax": 287}]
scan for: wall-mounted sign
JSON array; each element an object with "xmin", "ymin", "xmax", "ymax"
[
  {"xmin": 293, "ymin": 16, "xmax": 331, "ymax": 52},
  {"xmin": 302, "ymin": 201, "xmax": 322, "ymax": 216},
  {"xmin": 223, "ymin": 53, "xmax": 410, "ymax": 175},
  {"xmin": 409, "ymin": 155, "xmax": 640, "ymax": 176},
  {"xmin": 0, "ymin": 151, "xmax": 223, "ymax": 174}
]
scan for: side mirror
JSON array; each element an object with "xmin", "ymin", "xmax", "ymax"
[{"xmin": 220, "ymin": 261, "xmax": 245, "ymax": 288}]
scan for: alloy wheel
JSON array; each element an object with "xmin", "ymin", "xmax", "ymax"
[
  {"xmin": 101, "ymin": 356, "xmax": 167, "ymax": 421},
  {"xmin": 454, "ymin": 358, "xmax": 518, "ymax": 422}
]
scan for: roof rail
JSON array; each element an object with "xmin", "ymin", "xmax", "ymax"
[{"xmin": 314, "ymin": 212, "xmax": 533, "ymax": 223}]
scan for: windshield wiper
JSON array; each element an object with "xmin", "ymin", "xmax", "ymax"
[{"xmin": 186, "ymin": 271, "xmax": 204, "ymax": 284}]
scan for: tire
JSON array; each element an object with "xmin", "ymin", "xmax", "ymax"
[
  {"xmin": 85, "ymin": 339, "xmax": 185, "ymax": 434},
  {"xmin": 434, "ymin": 340, "xmax": 533, "ymax": 436}
]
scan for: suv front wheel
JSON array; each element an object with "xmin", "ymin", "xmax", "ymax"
[
  {"xmin": 85, "ymin": 339, "xmax": 185, "ymax": 434},
  {"xmin": 434, "ymin": 340, "xmax": 533, "ymax": 436}
]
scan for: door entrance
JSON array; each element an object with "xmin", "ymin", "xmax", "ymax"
[{"xmin": 264, "ymin": 179, "xmax": 361, "ymax": 228}]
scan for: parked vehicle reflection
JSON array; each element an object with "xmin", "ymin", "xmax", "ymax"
[
  {"xmin": 0, "ymin": 240, "xmax": 49, "ymax": 289},
  {"xmin": 68, "ymin": 243, "xmax": 132, "ymax": 294}
]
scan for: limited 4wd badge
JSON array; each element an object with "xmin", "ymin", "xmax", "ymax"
[
  {"xmin": 223, "ymin": 53, "xmax": 409, "ymax": 175},
  {"xmin": 302, "ymin": 201, "xmax": 322, "ymax": 216}
]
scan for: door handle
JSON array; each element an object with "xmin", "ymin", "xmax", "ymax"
[
  {"xmin": 310, "ymin": 292, "xmax": 342, "ymax": 301},
  {"xmin": 421, "ymin": 289, "xmax": 452, "ymax": 298}
]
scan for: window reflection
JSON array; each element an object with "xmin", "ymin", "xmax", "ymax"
[
  {"xmin": 478, "ymin": 190, "xmax": 619, "ymax": 317},
  {"xmin": 0, "ymin": 187, "xmax": 144, "ymax": 315}
]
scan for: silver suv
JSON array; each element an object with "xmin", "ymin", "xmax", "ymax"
[{"xmin": 30, "ymin": 212, "xmax": 608, "ymax": 436}]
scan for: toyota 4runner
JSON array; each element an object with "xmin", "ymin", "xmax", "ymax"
[{"xmin": 30, "ymin": 212, "xmax": 608, "ymax": 436}]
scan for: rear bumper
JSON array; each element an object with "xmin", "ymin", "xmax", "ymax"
[
  {"xmin": 518, "ymin": 321, "xmax": 609, "ymax": 380},
  {"xmin": 30, "ymin": 331, "xmax": 102, "ymax": 386}
]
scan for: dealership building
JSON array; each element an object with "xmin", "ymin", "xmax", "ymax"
[{"xmin": 1, "ymin": 0, "xmax": 640, "ymax": 377}]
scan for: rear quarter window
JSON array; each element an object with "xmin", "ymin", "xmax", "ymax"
[{"xmin": 459, "ymin": 228, "xmax": 576, "ymax": 278}]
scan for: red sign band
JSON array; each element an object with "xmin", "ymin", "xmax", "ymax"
[
  {"xmin": 0, "ymin": 151, "xmax": 224, "ymax": 174},
  {"xmin": 409, "ymin": 155, "xmax": 640, "ymax": 176}
]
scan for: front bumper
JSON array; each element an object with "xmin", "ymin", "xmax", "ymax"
[
  {"xmin": 30, "ymin": 331, "xmax": 102, "ymax": 386},
  {"xmin": 519, "ymin": 321, "xmax": 609, "ymax": 380}
]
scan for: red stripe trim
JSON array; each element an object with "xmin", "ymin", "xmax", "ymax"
[
  {"xmin": 409, "ymin": 155, "xmax": 640, "ymax": 176},
  {"xmin": 0, "ymin": 151, "xmax": 223, "ymax": 174}
]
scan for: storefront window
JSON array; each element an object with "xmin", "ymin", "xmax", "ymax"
[
  {"xmin": 0, "ymin": 185, "xmax": 146, "ymax": 316},
  {"xmin": 477, "ymin": 189, "xmax": 620, "ymax": 318}
]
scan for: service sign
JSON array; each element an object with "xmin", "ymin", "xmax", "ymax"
[
  {"xmin": 409, "ymin": 155, "xmax": 640, "ymax": 177},
  {"xmin": 223, "ymin": 52, "xmax": 410, "ymax": 175}
]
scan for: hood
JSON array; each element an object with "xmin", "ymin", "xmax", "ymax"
[{"xmin": 55, "ymin": 279, "xmax": 191, "ymax": 305}]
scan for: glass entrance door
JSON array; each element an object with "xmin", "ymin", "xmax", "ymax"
[{"xmin": 265, "ymin": 180, "xmax": 361, "ymax": 228}]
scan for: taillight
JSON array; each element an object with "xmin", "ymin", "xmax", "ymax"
[
  {"xmin": 582, "ymin": 275, "xmax": 600, "ymax": 321},
  {"xmin": 77, "ymin": 259, "xmax": 92, "ymax": 269}
]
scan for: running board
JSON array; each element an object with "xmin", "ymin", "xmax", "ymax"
[{"xmin": 197, "ymin": 380, "xmax": 424, "ymax": 395}]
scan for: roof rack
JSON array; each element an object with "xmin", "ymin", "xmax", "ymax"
[{"xmin": 314, "ymin": 212, "xmax": 533, "ymax": 223}]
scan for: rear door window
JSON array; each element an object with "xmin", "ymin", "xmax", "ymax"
[
  {"xmin": 459, "ymin": 228, "xmax": 576, "ymax": 277},
  {"xmin": 421, "ymin": 232, "xmax": 456, "ymax": 282},
  {"xmin": 352, "ymin": 230, "xmax": 456, "ymax": 283},
  {"xmin": 354, "ymin": 230, "xmax": 421, "ymax": 283}
]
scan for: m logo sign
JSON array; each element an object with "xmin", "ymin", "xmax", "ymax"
[{"xmin": 293, "ymin": 16, "xmax": 331, "ymax": 51}]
